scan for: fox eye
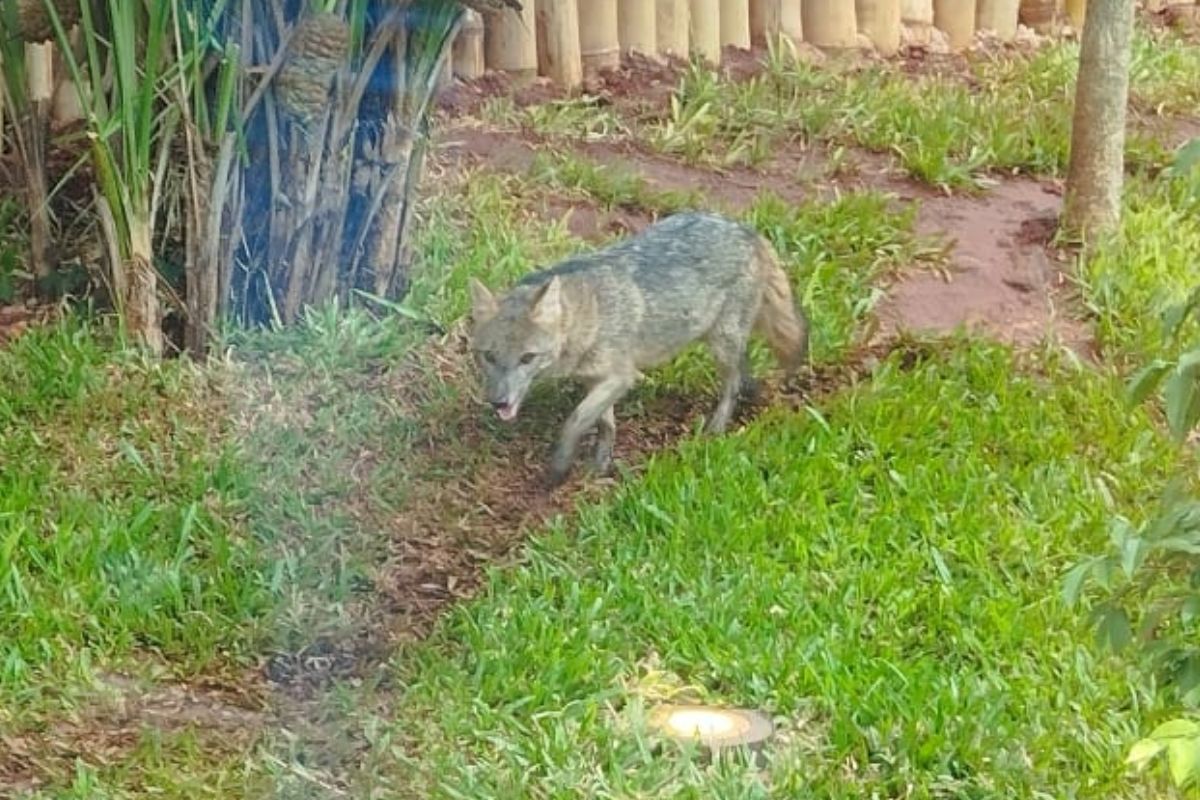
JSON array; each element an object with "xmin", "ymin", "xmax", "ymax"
[
  {"xmin": 519, "ymin": 352, "xmax": 537, "ymax": 366},
  {"xmin": 481, "ymin": 351, "xmax": 496, "ymax": 365}
]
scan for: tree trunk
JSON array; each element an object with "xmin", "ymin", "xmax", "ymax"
[
  {"xmin": 656, "ymin": 0, "xmax": 690, "ymax": 57},
  {"xmin": 537, "ymin": 0, "xmax": 583, "ymax": 88},
  {"xmin": 802, "ymin": 0, "xmax": 858, "ymax": 47},
  {"xmin": 618, "ymin": 0, "xmax": 658, "ymax": 55},
  {"xmin": 125, "ymin": 216, "xmax": 163, "ymax": 356},
  {"xmin": 689, "ymin": 0, "xmax": 722, "ymax": 62},
  {"xmin": 1062, "ymin": 0, "xmax": 1133, "ymax": 239}
]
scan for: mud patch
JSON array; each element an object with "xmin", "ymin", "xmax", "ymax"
[{"xmin": 876, "ymin": 179, "xmax": 1093, "ymax": 355}]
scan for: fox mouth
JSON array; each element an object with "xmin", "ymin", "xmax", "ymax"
[{"xmin": 493, "ymin": 401, "xmax": 520, "ymax": 422}]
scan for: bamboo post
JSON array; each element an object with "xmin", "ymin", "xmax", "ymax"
[
  {"xmin": 484, "ymin": 3, "xmax": 538, "ymax": 79},
  {"xmin": 933, "ymin": 0, "xmax": 976, "ymax": 48},
  {"xmin": 1064, "ymin": 0, "xmax": 1085, "ymax": 27},
  {"xmin": 537, "ymin": 0, "xmax": 583, "ymax": 88},
  {"xmin": 976, "ymin": 0, "xmax": 1020, "ymax": 39},
  {"xmin": 802, "ymin": 0, "xmax": 858, "ymax": 47},
  {"xmin": 900, "ymin": 0, "xmax": 937, "ymax": 44},
  {"xmin": 857, "ymin": 0, "xmax": 901, "ymax": 53},
  {"xmin": 1018, "ymin": 0, "xmax": 1060, "ymax": 32},
  {"xmin": 781, "ymin": 0, "xmax": 803, "ymax": 40},
  {"xmin": 579, "ymin": 0, "xmax": 620, "ymax": 75},
  {"xmin": 689, "ymin": 0, "xmax": 721, "ymax": 62},
  {"xmin": 901, "ymin": 0, "xmax": 933, "ymax": 24},
  {"xmin": 619, "ymin": 0, "xmax": 659, "ymax": 55},
  {"xmin": 720, "ymin": 0, "xmax": 751, "ymax": 48},
  {"xmin": 453, "ymin": 10, "xmax": 486, "ymax": 79},
  {"xmin": 656, "ymin": 0, "xmax": 690, "ymax": 57},
  {"xmin": 750, "ymin": 0, "xmax": 781, "ymax": 44}
]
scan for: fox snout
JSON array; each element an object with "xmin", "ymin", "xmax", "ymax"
[
  {"xmin": 484, "ymin": 380, "xmax": 525, "ymax": 422},
  {"xmin": 489, "ymin": 397, "xmax": 520, "ymax": 422}
]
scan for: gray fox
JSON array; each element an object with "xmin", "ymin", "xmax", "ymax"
[{"xmin": 467, "ymin": 211, "xmax": 810, "ymax": 488}]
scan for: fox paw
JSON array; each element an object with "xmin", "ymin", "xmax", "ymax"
[
  {"xmin": 592, "ymin": 444, "xmax": 614, "ymax": 477},
  {"xmin": 544, "ymin": 463, "xmax": 571, "ymax": 490}
]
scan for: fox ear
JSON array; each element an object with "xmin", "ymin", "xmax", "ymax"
[
  {"xmin": 527, "ymin": 276, "xmax": 562, "ymax": 329},
  {"xmin": 468, "ymin": 278, "xmax": 497, "ymax": 322}
]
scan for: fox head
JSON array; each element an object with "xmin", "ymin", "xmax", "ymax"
[{"xmin": 468, "ymin": 276, "xmax": 565, "ymax": 423}]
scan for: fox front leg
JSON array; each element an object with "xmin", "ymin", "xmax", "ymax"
[{"xmin": 546, "ymin": 375, "xmax": 634, "ymax": 488}]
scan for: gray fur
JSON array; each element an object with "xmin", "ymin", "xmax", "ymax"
[{"xmin": 468, "ymin": 212, "xmax": 810, "ymax": 488}]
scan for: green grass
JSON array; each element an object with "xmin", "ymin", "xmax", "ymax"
[
  {"xmin": 1081, "ymin": 171, "xmax": 1200, "ymax": 359},
  {"xmin": 648, "ymin": 30, "xmax": 1200, "ymax": 188},
  {"xmin": 371, "ymin": 342, "xmax": 1180, "ymax": 799},
  {"xmin": 0, "ymin": 320, "xmax": 267, "ymax": 720},
  {"xmin": 1129, "ymin": 32, "xmax": 1200, "ymax": 117},
  {"xmin": 526, "ymin": 150, "xmax": 704, "ymax": 216}
]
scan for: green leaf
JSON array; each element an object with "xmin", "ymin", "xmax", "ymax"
[
  {"xmin": 1149, "ymin": 719, "xmax": 1200, "ymax": 740},
  {"xmin": 1182, "ymin": 595, "xmax": 1200, "ymax": 624},
  {"xmin": 1170, "ymin": 137, "xmax": 1200, "ymax": 178},
  {"xmin": 1127, "ymin": 737, "xmax": 1166, "ymax": 769},
  {"xmin": 1164, "ymin": 366, "xmax": 1200, "ymax": 442},
  {"xmin": 1162, "ymin": 288, "xmax": 1200, "ymax": 341},
  {"xmin": 1096, "ymin": 605, "xmax": 1133, "ymax": 653},
  {"xmin": 1062, "ymin": 560, "xmax": 1093, "ymax": 607},
  {"xmin": 1126, "ymin": 359, "xmax": 1171, "ymax": 409},
  {"xmin": 1167, "ymin": 737, "xmax": 1200, "ymax": 787},
  {"xmin": 1177, "ymin": 656, "xmax": 1200, "ymax": 705},
  {"xmin": 1120, "ymin": 535, "xmax": 1146, "ymax": 579}
]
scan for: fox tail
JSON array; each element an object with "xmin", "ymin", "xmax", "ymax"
[{"xmin": 752, "ymin": 235, "xmax": 809, "ymax": 376}]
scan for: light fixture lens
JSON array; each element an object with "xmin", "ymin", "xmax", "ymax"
[{"xmin": 664, "ymin": 709, "xmax": 747, "ymax": 738}]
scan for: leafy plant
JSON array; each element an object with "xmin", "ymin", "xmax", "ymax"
[{"xmin": 1066, "ymin": 257, "xmax": 1200, "ymax": 789}]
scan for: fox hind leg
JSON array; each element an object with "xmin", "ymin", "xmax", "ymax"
[
  {"xmin": 738, "ymin": 351, "xmax": 760, "ymax": 402},
  {"xmin": 593, "ymin": 406, "xmax": 616, "ymax": 475},
  {"xmin": 704, "ymin": 313, "xmax": 755, "ymax": 435}
]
